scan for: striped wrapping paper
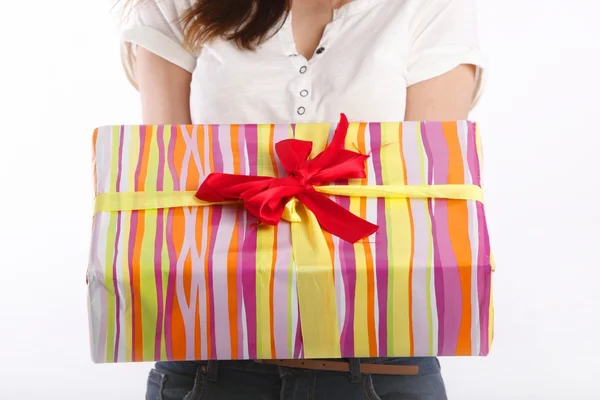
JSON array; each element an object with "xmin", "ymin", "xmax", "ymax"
[{"xmin": 87, "ymin": 120, "xmax": 494, "ymax": 363}]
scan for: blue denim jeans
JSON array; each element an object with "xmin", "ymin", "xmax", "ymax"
[{"xmin": 146, "ymin": 358, "xmax": 447, "ymax": 400}]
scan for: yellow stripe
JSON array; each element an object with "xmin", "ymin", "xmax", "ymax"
[
  {"xmin": 141, "ymin": 209, "xmax": 158, "ymax": 360},
  {"xmin": 317, "ymin": 184, "xmax": 483, "ymax": 201},
  {"xmin": 295, "ymin": 122, "xmax": 332, "ymax": 156},
  {"xmin": 291, "ymin": 203, "xmax": 341, "ymax": 358},
  {"xmin": 344, "ymin": 122, "xmax": 369, "ymax": 356},
  {"xmin": 293, "ymin": 122, "xmax": 341, "ymax": 358},
  {"xmin": 381, "ymin": 122, "xmax": 412, "ymax": 356},
  {"xmin": 140, "ymin": 127, "xmax": 159, "ymax": 360},
  {"xmin": 104, "ymin": 126, "xmax": 120, "ymax": 362},
  {"xmin": 256, "ymin": 124, "xmax": 275, "ymax": 358}
]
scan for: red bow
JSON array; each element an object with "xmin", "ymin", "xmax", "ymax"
[{"xmin": 195, "ymin": 114, "xmax": 379, "ymax": 243}]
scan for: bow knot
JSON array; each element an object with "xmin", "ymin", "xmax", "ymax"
[{"xmin": 195, "ymin": 114, "xmax": 379, "ymax": 243}]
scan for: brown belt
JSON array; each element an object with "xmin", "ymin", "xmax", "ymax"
[{"xmin": 254, "ymin": 359, "xmax": 419, "ymax": 376}]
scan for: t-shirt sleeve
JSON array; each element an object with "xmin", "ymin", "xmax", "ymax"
[
  {"xmin": 119, "ymin": 0, "xmax": 197, "ymax": 90},
  {"xmin": 406, "ymin": 0, "xmax": 487, "ymax": 108}
]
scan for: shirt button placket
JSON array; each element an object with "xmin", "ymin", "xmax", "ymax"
[{"xmin": 296, "ymin": 64, "xmax": 310, "ymax": 119}]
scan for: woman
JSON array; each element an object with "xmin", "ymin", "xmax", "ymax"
[{"xmin": 118, "ymin": 0, "xmax": 486, "ymax": 398}]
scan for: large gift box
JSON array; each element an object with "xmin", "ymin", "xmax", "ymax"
[{"xmin": 87, "ymin": 115, "xmax": 494, "ymax": 363}]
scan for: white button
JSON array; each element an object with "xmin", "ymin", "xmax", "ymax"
[
  {"xmin": 300, "ymin": 90, "xmax": 309, "ymax": 97},
  {"xmin": 299, "ymin": 66, "xmax": 307, "ymax": 74},
  {"xmin": 297, "ymin": 107, "xmax": 306, "ymax": 115}
]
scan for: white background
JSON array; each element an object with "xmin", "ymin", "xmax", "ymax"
[{"xmin": 1, "ymin": 0, "xmax": 599, "ymax": 398}]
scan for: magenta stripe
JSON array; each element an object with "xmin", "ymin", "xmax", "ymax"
[
  {"xmin": 235, "ymin": 125, "xmax": 246, "ymax": 359},
  {"xmin": 402, "ymin": 123, "xmax": 430, "ymax": 355},
  {"xmin": 164, "ymin": 209, "xmax": 176, "ymax": 360},
  {"xmin": 164, "ymin": 128, "xmax": 179, "ymax": 359},
  {"xmin": 206, "ymin": 125, "xmax": 223, "ymax": 359},
  {"xmin": 126, "ymin": 211, "xmax": 138, "ymax": 361},
  {"xmin": 466, "ymin": 122, "xmax": 492, "ymax": 355},
  {"xmin": 153, "ymin": 126, "xmax": 165, "ymax": 360},
  {"xmin": 369, "ymin": 122, "xmax": 388, "ymax": 356},
  {"xmin": 294, "ymin": 313, "xmax": 303, "ymax": 358},
  {"xmin": 168, "ymin": 126, "xmax": 180, "ymax": 191},
  {"xmin": 420, "ymin": 123, "xmax": 444, "ymax": 354},
  {"xmin": 338, "ymin": 190, "xmax": 357, "ymax": 357},
  {"xmin": 242, "ymin": 124, "xmax": 258, "ymax": 359},
  {"xmin": 129, "ymin": 126, "xmax": 148, "ymax": 361},
  {"xmin": 421, "ymin": 122, "xmax": 463, "ymax": 355},
  {"xmin": 112, "ymin": 213, "xmax": 123, "ymax": 362}
]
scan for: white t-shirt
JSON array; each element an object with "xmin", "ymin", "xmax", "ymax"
[{"xmin": 120, "ymin": 0, "xmax": 486, "ymax": 124}]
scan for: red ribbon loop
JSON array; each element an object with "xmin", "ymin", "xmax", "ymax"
[{"xmin": 195, "ymin": 114, "xmax": 379, "ymax": 243}]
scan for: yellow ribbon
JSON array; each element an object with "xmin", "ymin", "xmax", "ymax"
[
  {"xmin": 93, "ymin": 183, "xmax": 482, "ymax": 359},
  {"xmin": 94, "ymin": 185, "xmax": 482, "ymax": 215}
]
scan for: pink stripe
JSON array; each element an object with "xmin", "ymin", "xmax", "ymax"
[
  {"xmin": 402, "ymin": 122, "xmax": 431, "ymax": 355},
  {"xmin": 206, "ymin": 207, "xmax": 222, "ymax": 359},
  {"xmin": 90, "ymin": 214, "xmax": 107, "ymax": 362},
  {"xmin": 421, "ymin": 122, "xmax": 462, "ymax": 355},
  {"xmin": 338, "ymin": 189, "xmax": 357, "ymax": 357},
  {"xmin": 153, "ymin": 126, "xmax": 165, "ymax": 360},
  {"xmin": 164, "ymin": 128, "xmax": 179, "ymax": 359},
  {"xmin": 235, "ymin": 125, "xmax": 246, "ymax": 359},
  {"xmin": 273, "ymin": 224, "xmax": 293, "ymax": 358},
  {"xmin": 466, "ymin": 122, "xmax": 492, "ymax": 355},
  {"xmin": 369, "ymin": 122, "xmax": 388, "ymax": 356},
  {"xmin": 205, "ymin": 125, "xmax": 224, "ymax": 359},
  {"xmin": 293, "ymin": 314, "xmax": 303, "ymax": 358},
  {"xmin": 242, "ymin": 124, "xmax": 258, "ymax": 359}
]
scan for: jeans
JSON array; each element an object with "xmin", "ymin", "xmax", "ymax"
[{"xmin": 146, "ymin": 358, "xmax": 447, "ymax": 400}]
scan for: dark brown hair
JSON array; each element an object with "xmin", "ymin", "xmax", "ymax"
[
  {"xmin": 182, "ymin": 0, "xmax": 291, "ymax": 51},
  {"xmin": 126, "ymin": 0, "xmax": 291, "ymax": 51}
]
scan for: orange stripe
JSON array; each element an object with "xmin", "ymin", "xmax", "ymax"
[
  {"xmin": 92, "ymin": 128, "xmax": 98, "ymax": 192},
  {"xmin": 356, "ymin": 124, "xmax": 378, "ymax": 356},
  {"xmin": 171, "ymin": 126, "xmax": 190, "ymax": 359},
  {"xmin": 174, "ymin": 127, "xmax": 186, "ymax": 186},
  {"xmin": 187, "ymin": 125, "xmax": 200, "ymax": 191},
  {"xmin": 228, "ymin": 126, "xmax": 241, "ymax": 358},
  {"xmin": 231, "ymin": 125, "xmax": 241, "ymax": 175},
  {"xmin": 132, "ymin": 210, "xmax": 145, "ymax": 361},
  {"xmin": 227, "ymin": 208, "xmax": 240, "ymax": 359},
  {"xmin": 171, "ymin": 208, "xmax": 187, "ymax": 360},
  {"xmin": 397, "ymin": 123, "xmax": 415, "ymax": 355},
  {"xmin": 442, "ymin": 122, "xmax": 472, "ymax": 355},
  {"xmin": 324, "ymin": 231, "xmax": 336, "ymax": 283}
]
